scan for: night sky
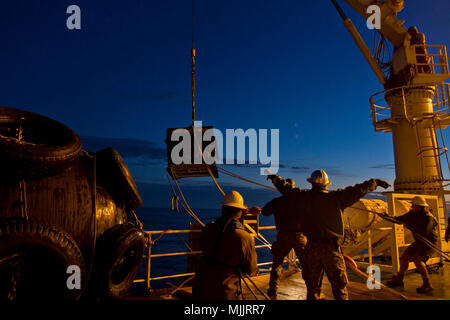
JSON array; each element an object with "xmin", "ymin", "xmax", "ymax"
[{"xmin": 0, "ymin": 0, "xmax": 449, "ymax": 209}]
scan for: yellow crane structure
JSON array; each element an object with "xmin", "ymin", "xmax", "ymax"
[{"xmin": 332, "ymin": 0, "xmax": 450, "ymax": 273}]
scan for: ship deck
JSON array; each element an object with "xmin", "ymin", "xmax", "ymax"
[{"xmin": 125, "ymin": 262, "xmax": 450, "ymax": 301}]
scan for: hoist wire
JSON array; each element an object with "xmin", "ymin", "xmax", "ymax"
[{"xmin": 166, "ymin": 169, "xmax": 205, "ymax": 227}]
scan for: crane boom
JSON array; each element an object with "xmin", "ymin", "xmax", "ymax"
[
  {"xmin": 333, "ymin": 0, "xmax": 449, "ymax": 88},
  {"xmin": 331, "ymin": 0, "xmax": 386, "ymax": 85},
  {"xmin": 343, "ymin": 0, "xmax": 408, "ymax": 48}
]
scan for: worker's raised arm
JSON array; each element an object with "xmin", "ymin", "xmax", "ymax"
[
  {"xmin": 337, "ymin": 179, "xmax": 391, "ymax": 209},
  {"xmin": 267, "ymin": 175, "xmax": 297, "ymax": 195}
]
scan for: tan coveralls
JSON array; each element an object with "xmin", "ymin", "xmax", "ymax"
[
  {"xmin": 192, "ymin": 216, "xmax": 258, "ymax": 300},
  {"xmin": 272, "ymin": 177, "xmax": 378, "ymax": 300}
]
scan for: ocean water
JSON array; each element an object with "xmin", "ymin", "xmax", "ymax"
[{"xmin": 133, "ymin": 206, "xmax": 277, "ymax": 290}]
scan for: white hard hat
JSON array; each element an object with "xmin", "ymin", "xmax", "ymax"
[
  {"xmin": 220, "ymin": 191, "xmax": 247, "ymax": 210},
  {"xmin": 412, "ymin": 196, "xmax": 429, "ymax": 207},
  {"xmin": 307, "ymin": 170, "xmax": 332, "ymax": 187}
]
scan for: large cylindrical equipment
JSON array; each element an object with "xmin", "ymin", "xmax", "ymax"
[
  {"xmin": 385, "ymin": 86, "xmax": 443, "ymax": 192},
  {"xmin": 342, "ymin": 199, "xmax": 413, "ymax": 257}
]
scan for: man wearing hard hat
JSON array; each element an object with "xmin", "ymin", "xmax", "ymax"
[
  {"xmin": 261, "ymin": 178, "xmax": 307, "ymax": 300},
  {"xmin": 192, "ymin": 191, "xmax": 258, "ymax": 300},
  {"xmin": 385, "ymin": 196, "xmax": 438, "ymax": 293},
  {"xmin": 268, "ymin": 170, "xmax": 390, "ymax": 300}
]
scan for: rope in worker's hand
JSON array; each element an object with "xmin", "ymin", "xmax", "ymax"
[{"xmin": 361, "ymin": 208, "xmax": 450, "ymax": 261}]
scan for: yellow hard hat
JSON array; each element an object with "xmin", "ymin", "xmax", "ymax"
[
  {"xmin": 220, "ymin": 191, "xmax": 248, "ymax": 210},
  {"xmin": 412, "ymin": 196, "xmax": 428, "ymax": 207}
]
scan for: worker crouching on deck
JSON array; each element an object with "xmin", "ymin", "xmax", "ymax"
[
  {"xmin": 385, "ymin": 196, "xmax": 438, "ymax": 293},
  {"xmin": 261, "ymin": 178, "xmax": 307, "ymax": 300},
  {"xmin": 268, "ymin": 170, "xmax": 390, "ymax": 300},
  {"xmin": 192, "ymin": 191, "xmax": 258, "ymax": 300}
]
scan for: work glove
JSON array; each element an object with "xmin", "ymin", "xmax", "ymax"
[
  {"xmin": 266, "ymin": 174, "xmax": 277, "ymax": 181},
  {"xmin": 375, "ymin": 179, "xmax": 391, "ymax": 189},
  {"xmin": 377, "ymin": 211, "xmax": 389, "ymax": 217}
]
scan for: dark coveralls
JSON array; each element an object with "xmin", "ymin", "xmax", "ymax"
[
  {"xmin": 192, "ymin": 216, "xmax": 258, "ymax": 300},
  {"xmin": 395, "ymin": 209, "xmax": 438, "ymax": 261},
  {"xmin": 272, "ymin": 177, "xmax": 379, "ymax": 300},
  {"xmin": 262, "ymin": 195, "xmax": 307, "ymax": 297}
]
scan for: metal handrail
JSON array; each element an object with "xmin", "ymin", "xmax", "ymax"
[
  {"xmin": 412, "ymin": 45, "xmax": 449, "ymax": 75},
  {"xmin": 370, "ymin": 82, "xmax": 450, "ymax": 130},
  {"xmin": 135, "ymin": 225, "xmax": 278, "ymax": 293}
]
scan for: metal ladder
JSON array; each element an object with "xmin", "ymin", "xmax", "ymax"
[
  {"xmin": 435, "ymin": 83, "xmax": 450, "ymax": 112},
  {"xmin": 413, "ymin": 84, "xmax": 450, "ymax": 226}
]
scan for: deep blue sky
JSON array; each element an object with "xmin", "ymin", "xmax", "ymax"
[{"xmin": 0, "ymin": 0, "xmax": 449, "ymax": 209}]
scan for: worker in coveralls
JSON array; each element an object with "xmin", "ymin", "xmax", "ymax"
[
  {"xmin": 385, "ymin": 196, "xmax": 438, "ymax": 293},
  {"xmin": 192, "ymin": 191, "xmax": 258, "ymax": 300},
  {"xmin": 408, "ymin": 27, "xmax": 431, "ymax": 74},
  {"xmin": 268, "ymin": 170, "xmax": 390, "ymax": 300},
  {"xmin": 261, "ymin": 178, "xmax": 307, "ymax": 300}
]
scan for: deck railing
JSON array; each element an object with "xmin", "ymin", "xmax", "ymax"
[
  {"xmin": 370, "ymin": 83, "xmax": 450, "ymax": 132},
  {"xmin": 133, "ymin": 225, "xmax": 288, "ymax": 294}
]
